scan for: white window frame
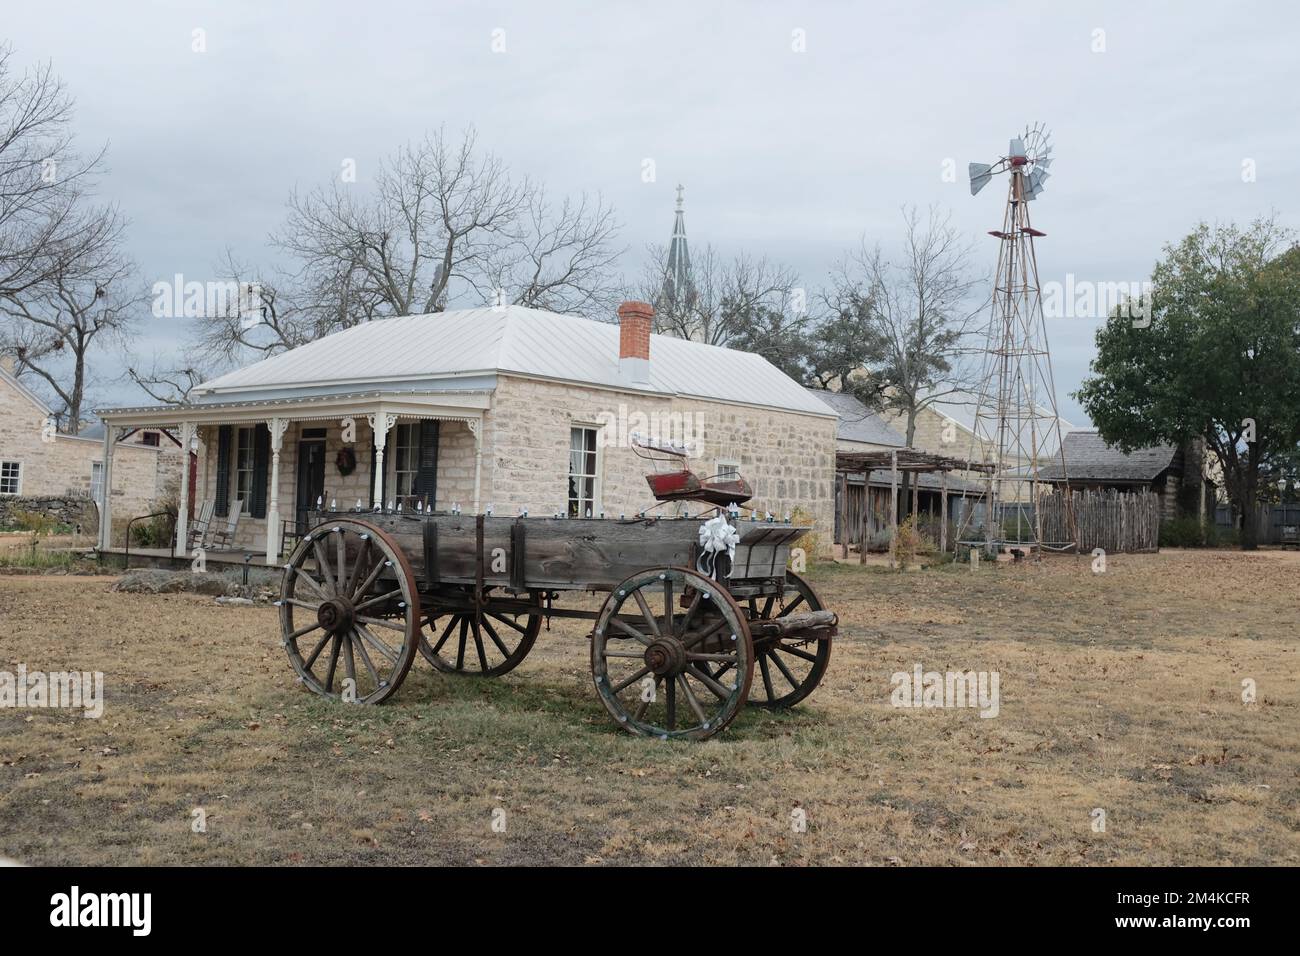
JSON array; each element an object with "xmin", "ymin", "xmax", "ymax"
[
  {"xmin": 90, "ymin": 461, "xmax": 105, "ymax": 505},
  {"xmin": 567, "ymin": 425, "xmax": 602, "ymax": 518},
  {"xmin": 391, "ymin": 422, "xmax": 420, "ymax": 500},
  {"xmin": 234, "ymin": 426, "xmax": 255, "ymax": 507},
  {"xmin": 0, "ymin": 460, "xmax": 21, "ymax": 496},
  {"xmin": 715, "ymin": 459, "xmax": 741, "ymax": 480}
]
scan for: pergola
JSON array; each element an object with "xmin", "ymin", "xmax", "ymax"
[{"xmin": 835, "ymin": 449, "xmax": 996, "ymax": 566}]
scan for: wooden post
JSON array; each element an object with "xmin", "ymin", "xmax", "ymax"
[
  {"xmin": 265, "ymin": 417, "xmax": 288, "ymax": 564},
  {"xmin": 839, "ymin": 471, "xmax": 849, "ymax": 559},
  {"xmin": 97, "ymin": 424, "xmax": 115, "ymax": 550},
  {"xmin": 857, "ymin": 470, "xmax": 868, "ymax": 565},
  {"xmin": 889, "ymin": 451, "xmax": 898, "ymax": 569},
  {"xmin": 174, "ymin": 421, "xmax": 194, "ymax": 557},
  {"xmin": 940, "ymin": 470, "xmax": 949, "ymax": 554}
]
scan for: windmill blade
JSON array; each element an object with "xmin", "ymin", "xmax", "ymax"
[
  {"xmin": 1037, "ymin": 157, "xmax": 1053, "ymax": 169},
  {"xmin": 968, "ymin": 162, "xmax": 994, "ymax": 195}
]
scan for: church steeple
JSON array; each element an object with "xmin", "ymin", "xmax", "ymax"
[{"xmin": 663, "ymin": 184, "xmax": 693, "ymax": 305}]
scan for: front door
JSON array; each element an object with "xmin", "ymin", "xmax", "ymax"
[{"xmin": 296, "ymin": 440, "xmax": 326, "ymax": 529}]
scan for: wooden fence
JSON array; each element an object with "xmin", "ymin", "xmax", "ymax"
[{"xmin": 1038, "ymin": 488, "xmax": 1160, "ymax": 553}]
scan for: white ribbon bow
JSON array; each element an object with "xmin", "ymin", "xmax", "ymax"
[{"xmin": 697, "ymin": 515, "xmax": 740, "ymax": 578}]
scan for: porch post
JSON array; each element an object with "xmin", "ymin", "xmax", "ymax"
[
  {"xmin": 367, "ymin": 410, "xmax": 395, "ymax": 508},
  {"xmin": 266, "ymin": 417, "xmax": 289, "ymax": 564},
  {"xmin": 471, "ymin": 417, "xmax": 483, "ymax": 513},
  {"xmin": 97, "ymin": 424, "xmax": 116, "ymax": 550},
  {"xmin": 940, "ymin": 470, "xmax": 949, "ymax": 554},
  {"xmin": 174, "ymin": 421, "xmax": 195, "ymax": 557},
  {"xmin": 889, "ymin": 451, "xmax": 899, "ymax": 570}
]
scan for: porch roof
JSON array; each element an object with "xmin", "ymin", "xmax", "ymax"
[{"xmin": 94, "ymin": 387, "xmax": 492, "ymax": 426}]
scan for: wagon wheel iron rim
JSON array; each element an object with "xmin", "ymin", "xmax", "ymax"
[
  {"xmin": 278, "ymin": 519, "xmax": 420, "ymax": 704},
  {"xmin": 418, "ymin": 585, "xmax": 543, "ymax": 677},
  {"xmin": 591, "ymin": 566, "xmax": 754, "ymax": 741},
  {"xmin": 701, "ymin": 570, "xmax": 831, "ymax": 709}
]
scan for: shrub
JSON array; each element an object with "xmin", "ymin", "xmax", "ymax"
[
  {"xmin": 894, "ymin": 515, "xmax": 922, "ymax": 567},
  {"xmin": 787, "ymin": 505, "xmax": 822, "ymax": 565},
  {"xmin": 1159, "ymin": 517, "xmax": 1209, "ymax": 548}
]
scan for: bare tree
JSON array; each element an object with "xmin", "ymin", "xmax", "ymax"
[
  {"xmin": 202, "ymin": 127, "xmax": 621, "ymax": 361},
  {"xmin": 0, "ymin": 203, "xmax": 139, "ymax": 431},
  {"xmin": 826, "ymin": 205, "xmax": 985, "ymax": 511},
  {"xmin": 126, "ymin": 360, "xmax": 209, "ymax": 405},
  {"xmin": 0, "ymin": 45, "xmax": 107, "ymax": 300},
  {"xmin": 638, "ymin": 243, "xmax": 800, "ymax": 347}
]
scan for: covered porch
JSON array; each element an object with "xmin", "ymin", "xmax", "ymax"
[{"xmin": 96, "ymin": 389, "xmax": 491, "ymax": 565}]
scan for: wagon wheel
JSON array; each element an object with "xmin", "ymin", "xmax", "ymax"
[
  {"xmin": 741, "ymin": 571, "xmax": 832, "ymax": 708},
  {"xmin": 418, "ymin": 586, "xmax": 544, "ymax": 676},
  {"xmin": 592, "ymin": 566, "xmax": 754, "ymax": 741},
  {"xmin": 278, "ymin": 519, "xmax": 420, "ymax": 704}
]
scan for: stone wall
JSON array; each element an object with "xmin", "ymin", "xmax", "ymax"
[
  {"xmin": 0, "ymin": 494, "xmax": 98, "ymax": 531},
  {"xmin": 485, "ymin": 375, "xmax": 837, "ymax": 550}
]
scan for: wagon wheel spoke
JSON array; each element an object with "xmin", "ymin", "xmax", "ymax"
[
  {"xmin": 471, "ymin": 617, "xmax": 489, "ymax": 671},
  {"xmin": 289, "ymin": 565, "xmax": 329, "ymax": 601},
  {"xmin": 592, "ymin": 567, "xmax": 754, "ymax": 740},
  {"xmin": 631, "ymin": 588, "xmax": 662, "ymax": 638},
  {"xmin": 773, "ymin": 642, "xmax": 818, "ymax": 664},
  {"xmin": 610, "ymin": 617, "xmax": 653, "ymax": 646},
  {"xmin": 302, "ymin": 630, "xmax": 333, "ymax": 670},
  {"xmin": 480, "ymin": 617, "xmax": 512, "ymax": 660},
  {"xmin": 678, "ymin": 675, "xmax": 707, "ymax": 724},
  {"xmin": 767, "ymin": 646, "xmax": 801, "ymax": 689},
  {"xmin": 311, "ymin": 539, "xmax": 337, "ymax": 596},
  {"xmin": 351, "ymin": 627, "xmax": 382, "ymax": 686},
  {"xmin": 356, "ymin": 624, "xmax": 398, "ymax": 664},
  {"xmin": 323, "ymin": 634, "xmax": 342, "ymax": 692},
  {"xmin": 455, "ymin": 618, "xmax": 469, "ymax": 670},
  {"xmin": 758, "ymin": 652, "xmax": 775, "ymax": 702},
  {"xmin": 419, "ymin": 587, "xmax": 543, "ymax": 678},
  {"xmin": 279, "ymin": 519, "xmax": 420, "ymax": 705},
  {"xmin": 430, "ymin": 615, "xmax": 459, "ymax": 654},
  {"xmin": 344, "ymin": 538, "xmax": 371, "ymax": 597}
]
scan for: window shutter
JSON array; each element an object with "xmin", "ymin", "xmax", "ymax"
[
  {"xmin": 215, "ymin": 425, "xmax": 232, "ymax": 516},
  {"xmin": 415, "ymin": 420, "xmax": 439, "ymax": 505},
  {"xmin": 251, "ymin": 424, "xmax": 270, "ymax": 518}
]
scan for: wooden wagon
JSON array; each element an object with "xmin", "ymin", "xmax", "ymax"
[{"xmin": 275, "ymin": 510, "xmax": 837, "ymax": 740}]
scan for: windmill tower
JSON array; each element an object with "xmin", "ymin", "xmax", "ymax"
[{"xmin": 957, "ymin": 124, "xmax": 1076, "ymax": 556}]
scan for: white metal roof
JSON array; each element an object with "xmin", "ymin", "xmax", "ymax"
[{"xmin": 194, "ymin": 306, "xmax": 836, "ymax": 417}]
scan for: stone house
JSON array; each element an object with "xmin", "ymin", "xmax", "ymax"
[
  {"xmin": 0, "ymin": 359, "xmax": 180, "ymax": 531},
  {"xmin": 94, "ymin": 302, "xmax": 839, "ymax": 562}
]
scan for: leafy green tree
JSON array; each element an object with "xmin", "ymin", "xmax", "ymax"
[{"xmin": 1075, "ymin": 218, "xmax": 1300, "ymax": 549}]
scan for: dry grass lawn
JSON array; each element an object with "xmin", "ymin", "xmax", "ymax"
[{"xmin": 1, "ymin": 548, "xmax": 1297, "ymax": 866}]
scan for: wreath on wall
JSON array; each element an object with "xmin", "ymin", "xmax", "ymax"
[{"xmin": 335, "ymin": 447, "xmax": 357, "ymax": 476}]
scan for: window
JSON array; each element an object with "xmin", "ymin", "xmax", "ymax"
[
  {"xmin": 392, "ymin": 423, "xmax": 419, "ymax": 499},
  {"xmin": 715, "ymin": 460, "xmax": 740, "ymax": 479},
  {"xmin": 0, "ymin": 461, "xmax": 20, "ymax": 496},
  {"xmin": 140, "ymin": 431, "xmax": 160, "ymax": 447},
  {"xmin": 90, "ymin": 461, "xmax": 105, "ymax": 504},
  {"xmin": 568, "ymin": 426, "xmax": 600, "ymax": 517},
  {"xmin": 235, "ymin": 427, "xmax": 255, "ymax": 506}
]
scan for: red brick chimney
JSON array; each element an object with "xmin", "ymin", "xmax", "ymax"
[{"xmin": 617, "ymin": 300, "xmax": 653, "ymax": 384}]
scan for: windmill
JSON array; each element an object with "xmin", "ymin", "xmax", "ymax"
[{"xmin": 956, "ymin": 123, "xmax": 1076, "ymax": 557}]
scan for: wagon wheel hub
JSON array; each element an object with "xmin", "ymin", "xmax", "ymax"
[
  {"xmin": 644, "ymin": 636, "xmax": 687, "ymax": 677},
  {"xmin": 317, "ymin": 597, "xmax": 355, "ymax": 634}
]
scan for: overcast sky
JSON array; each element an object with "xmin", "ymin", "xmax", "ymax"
[{"xmin": 5, "ymin": 0, "xmax": 1298, "ymax": 424}]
